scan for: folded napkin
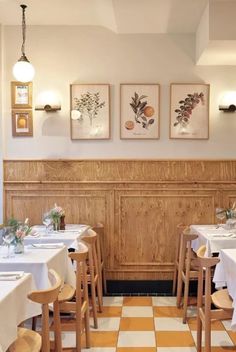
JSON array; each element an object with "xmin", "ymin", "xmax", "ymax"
[
  {"xmin": 31, "ymin": 243, "xmax": 64, "ymax": 249},
  {"xmin": 28, "ymin": 231, "xmax": 40, "ymax": 237},
  {"xmin": 0, "ymin": 271, "xmax": 24, "ymax": 280},
  {"xmin": 211, "ymin": 233, "xmax": 236, "ymax": 238}
]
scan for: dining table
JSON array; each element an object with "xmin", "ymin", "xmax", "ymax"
[
  {"xmin": 25, "ymin": 223, "xmax": 90, "ymax": 250},
  {"xmin": 0, "ymin": 273, "xmax": 41, "ymax": 352},
  {"xmin": 190, "ymin": 224, "xmax": 236, "ymax": 257},
  {"xmin": 0, "ymin": 245, "xmax": 76, "ymax": 289},
  {"xmin": 213, "ymin": 248, "xmax": 236, "ymax": 331}
]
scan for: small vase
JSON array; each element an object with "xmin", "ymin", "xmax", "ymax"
[
  {"xmin": 14, "ymin": 240, "xmax": 24, "ymax": 254},
  {"xmin": 60, "ymin": 215, "xmax": 65, "ymax": 230},
  {"xmin": 53, "ymin": 218, "xmax": 60, "ymax": 231}
]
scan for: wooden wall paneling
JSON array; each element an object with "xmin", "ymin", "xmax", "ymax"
[{"xmin": 4, "ymin": 160, "xmax": 236, "ymax": 281}]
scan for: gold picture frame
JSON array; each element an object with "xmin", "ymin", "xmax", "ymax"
[
  {"xmin": 120, "ymin": 83, "xmax": 160, "ymax": 139},
  {"xmin": 12, "ymin": 110, "xmax": 33, "ymax": 137},
  {"xmin": 11, "ymin": 81, "xmax": 33, "ymax": 109},
  {"xmin": 70, "ymin": 84, "xmax": 110, "ymax": 140},
  {"xmin": 170, "ymin": 83, "xmax": 210, "ymax": 140}
]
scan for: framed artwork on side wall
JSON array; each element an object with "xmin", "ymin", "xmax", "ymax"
[
  {"xmin": 12, "ymin": 110, "xmax": 33, "ymax": 137},
  {"xmin": 70, "ymin": 84, "xmax": 110, "ymax": 139},
  {"xmin": 120, "ymin": 84, "xmax": 160, "ymax": 139},
  {"xmin": 170, "ymin": 83, "xmax": 210, "ymax": 139},
  {"xmin": 11, "ymin": 81, "xmax": 32, "ymax": 109}
]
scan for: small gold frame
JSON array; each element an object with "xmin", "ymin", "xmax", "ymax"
[
  {"xmin": 12, "ymin": 110, "xmax": 33, "ymax": 137},
  {"xmin": 11, "ymin": 81, "xmax": 33, "ymax": 109}
]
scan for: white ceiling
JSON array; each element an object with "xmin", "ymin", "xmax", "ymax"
[{"xmin": 0, "ymin": 0, "xmax": 209, "ymax": 33}]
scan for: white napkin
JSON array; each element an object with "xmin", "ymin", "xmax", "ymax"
[
  {"xmin": 211, "ymin": 233, "xmax": 236, "ymax": 238},
  {"xmin": 0, "ymin": 271, "xmax": 24, "ymax": 280},
  {"xmin": 31, "ymin": 243, "xmax": 64, "ymax": 249}
]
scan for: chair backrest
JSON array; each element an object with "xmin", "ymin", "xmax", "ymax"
[
  {"xmin": 69, "ymin": 246, "xmax": 89, "ymax": 313},
  {"xmin": 28, "ymin": 269, "xmax": 62, "ymax": 352},
  {"xmin": 178, "ymin": 227, "xmax": 198, "ymax": 273},
  {"xmin": 81, "ymin": 229, "xmax": 99, "ymax": 278},
  {"xmin": 175, "ymin": 223, "xmax": 188, "ymax": 264},
  {"xmin": 197, "ymin": 253, "xmax": 220, "ymax": 313},
  {"xmin": 92, "ymin": 223, "xmax": 105, "ymax": 264}
]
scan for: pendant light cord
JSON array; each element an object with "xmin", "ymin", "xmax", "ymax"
[{"xmin": 20, "ymin": 4, "xmax": 27, "ymax": 57}]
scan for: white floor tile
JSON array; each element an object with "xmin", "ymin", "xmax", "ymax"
[
  {"xmin": 157, "ymin": 348, "xmax": 197, "ymax": 352},
  {"xmin": 82, "ymin": 349, "xmax": 116, "ymax": 352},
  {"xmin": 122, "ymin": 306, "xmax": 153, "ymax": 317},
  {"xmin": 60, "ymin": 331, "xmax": 76, "ymax": 348},
  {"xmin": 103, "ymin": 296, "xmax": 123, "ymax": 307},
  {"xmin": 191, "ymin": 330, "xmax": 234, "ymax": 347},
  {"xmin": 154, "ymin": 317, "xmax": 190, "ymax": 331},
  {"xmin": 118, "ymin": 331, "xmax": 156, "ymax": 347},
  {"xmin": 187, "ymin": 306, "xmax": 197, "ymax": 318},
  {"xmin": 90, "ymin": 317, "xmax": 120, "ymax": 331},
  {"xmin": 222, "ymin": 319, "xmax": 233, "ymax": 331},
  {"xmin": 152, "ymin": 296, "xmax": 177, "ymax": 307}
]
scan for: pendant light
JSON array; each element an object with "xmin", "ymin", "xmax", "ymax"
[{"xmin": 13, "ymin": 4, "xmax": 35, "ymax": 82}]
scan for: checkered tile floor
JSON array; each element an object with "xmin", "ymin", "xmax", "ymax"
[{"xmin": 58, "ymin": 296, "xmax": 236, "ymax": 351}]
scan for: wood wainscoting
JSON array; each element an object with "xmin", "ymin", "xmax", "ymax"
[{"xmin": 3, "ymin": 159, "xmax": 236, "ymax": 281}]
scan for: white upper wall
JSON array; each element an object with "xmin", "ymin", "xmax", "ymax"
[{"xmin": 2, "ymin": 25, "xmax": 236, "ymax": 159}]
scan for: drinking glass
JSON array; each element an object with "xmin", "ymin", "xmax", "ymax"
[
  {"xmin": 42, "ymin": 213, "xmax": 52, "ymax": 235},
  {"xmin": 215, "ymin": 208, "xmax": 225, "ymax": 226},
  {"xmin": 2, "ymin": 227, "xmax": 15, "ymax": 258}
]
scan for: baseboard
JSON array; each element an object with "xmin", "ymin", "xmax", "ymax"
[{"xmin": 106, "ymin": 280, "xmax": 198, "ymax": 296}]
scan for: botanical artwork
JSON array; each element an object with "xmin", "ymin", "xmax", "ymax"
[
  {"xmin": 70, "ymin": 84, "xmax": 110, "ymax": 139},
  {"xmin": 120, "ymin": 84, "xmax": 160, "ymax": 139},
  {"xmin": 12, "ymin": 110, "xmax": 33, "ymax": 136},
  {"xmin": 170, "ymin": 84, "xmax": 210, "ymax": 139}
]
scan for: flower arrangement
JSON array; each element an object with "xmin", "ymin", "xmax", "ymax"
[
  {"xmin": 216, "ymin": 203, "xmax": 236, "ymax": 220},
  {"xmin": 6, "ymin": 218, "xmax": 31, "ymax": 251},
  {"xmin": 49, "ymin": 204, "xmax": 65, "ymax": 231},
  {"xmin": 49, "ymin": 204, "xmax": 65, "ymax": 221}
]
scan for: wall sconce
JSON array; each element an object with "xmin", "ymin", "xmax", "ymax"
[
  {"xmin": 219, "ymin": 91, "xmax": 236, "ymax": 112},
  {"xmin": 35, "ymin": 90, "xmax": 61, "ymax": 112},
  {"xmin": 219, "ymin": 104, "xmax": 236, "ymax": 112}
]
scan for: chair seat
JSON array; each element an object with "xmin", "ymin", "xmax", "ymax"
[
  {"xmin": 8, "ymin": 327, "xmax": 42, "ymax": 352},
  {"xmin": 58, "ymin": 284, "xmax": 75, "ymax": 303},
  {"xmin": 211, "ymin": 288, "xmax": 233, "ymax": 310}
]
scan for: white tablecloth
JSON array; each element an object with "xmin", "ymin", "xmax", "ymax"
[
  {"xmin": 0, "ymin": 246, "xmax": 75, "ymax": 289},
  {"xmin": 25, "ymin": 224, "xmax": 89, "ymax": 249},
  {"xmin": 213, "ymin": 249, "xmax": 236, "ymax": 331},
  {"xmin": 191, "ymin": 225, "xmax": 236, "ymax": 257},
  {"xmin": 0, "ymin": 273, "xmax": 41, "ymax": 352}
]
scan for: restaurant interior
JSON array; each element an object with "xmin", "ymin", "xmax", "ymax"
[{"xmin": 1, "ymin": 0, "xmax": 236, "ymax": 351}]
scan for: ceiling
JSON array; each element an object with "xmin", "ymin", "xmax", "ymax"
[{"xmin": 0, "ymin": 0, "xmax": 210, "ymax": 33}]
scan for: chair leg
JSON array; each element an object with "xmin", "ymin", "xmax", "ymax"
[
  {"xmin": 182, "ymin": 277, "xmax": 190, "ymax": 324},
  {"xmin": 176, "ymin": 272, "xmax": 183, "ymax": 308},
  {"xmin": 197, "ymin": 311, "xmax": 202, "ymax": 352},
  {"xmin": 90, "ymin": 281, "xmax": 98, "ymax": 328},
  {"xmin": 172, "ymin": 265, "xmax": 177, "ymax": 296},
  {"xmin": 205, "ymin": 315, "xmax": 211, "ymax": 352},
  {"xmin": 84, "ymin": 307, "xmax": 91, "ymax": 348},
  {"xmin": 97, "ymin": 277, "xmax": 103, "ymax": 313},
  {"xmin": 102, "ymin": 269, "xmax": 107, "ymax": 295}
]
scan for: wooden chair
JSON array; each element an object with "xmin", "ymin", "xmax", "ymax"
[
  {"xmin": 196, "ymin": 250, "xmax": 233, "ymax": 352},
  {"xmin": 81, "ymin": 229, "xmax": 103, "ymax": 328},
  {"xmin": 93, "ymin": 223, "xmax": 107, "ymax": 295},
  {"xmin": 176, "ymin": 227, "xmax": 199, "ymax": 323},
  {"xmin": 8, "ymin": 269, "xmax": 62, "ymax": 352},
  {"xmin": 172, "ymin": 223, "xmax": 188, "ymax": 295},
  {"xmin": 58, "ymin": 243, "xmax": 90, "ymax": 351}
]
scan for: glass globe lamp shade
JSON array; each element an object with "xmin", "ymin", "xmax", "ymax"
[{"xmin": 13, "ymin": 59, "xmax": 35, "ymax": 82}]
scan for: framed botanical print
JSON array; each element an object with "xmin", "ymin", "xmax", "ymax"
[
  {"xmin": 70, "ymin": 84, "xmax": 110, "ymax": 139},
  {"xmin": 12, "ymin": 110, "xmax": 33, "ymax": 137},
  {"xmin": 170, "ymin": 83, "xmax": 210, "ymax": 139},
  {"xmin": 11, "ymin": 81, "xmax": 32, "ymax": 109},
  {"xmin": 120, "ymin": 84, "xmax": 160, "ymax": 139}
]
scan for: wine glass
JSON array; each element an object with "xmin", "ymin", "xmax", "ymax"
[
  {"xmin": 215, "ymin": 208, "xmax": 225, "ymax": 227},
  {"xmin": 42, "ymin": 212, "xmax": 52, "ymax": 235},
  {"xmin": 2, "ymin": 226, "xmax": 15, "ymax": 258}
]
